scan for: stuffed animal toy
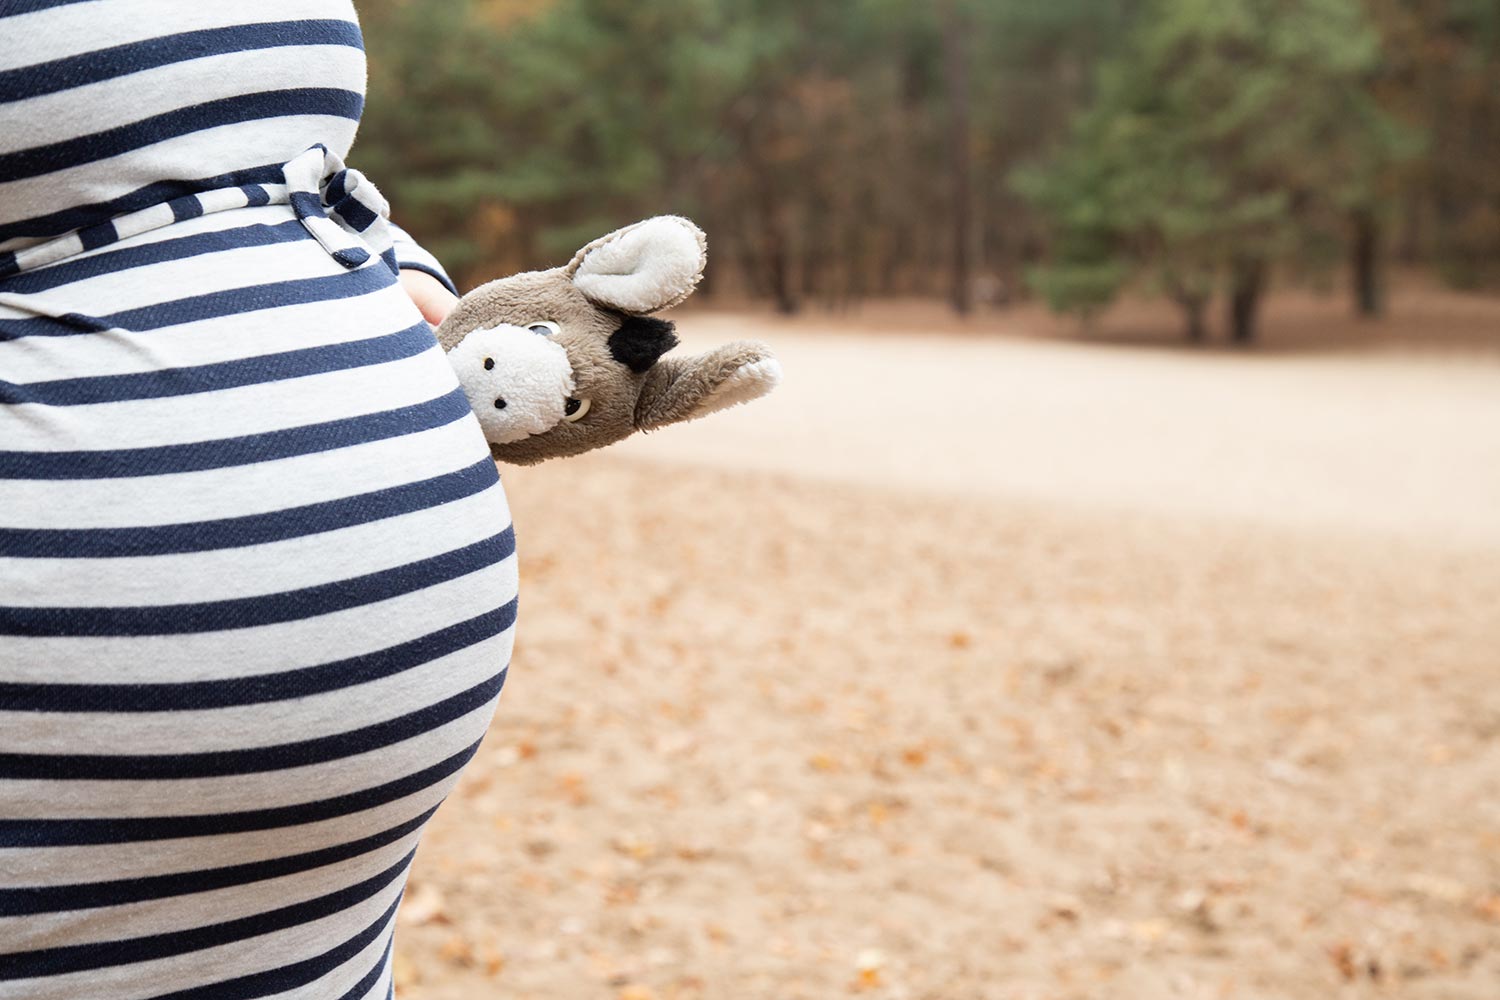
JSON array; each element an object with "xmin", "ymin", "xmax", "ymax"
[{"xmin": 435, "ymin": 216, "xmax": 781, "ymax": 464}]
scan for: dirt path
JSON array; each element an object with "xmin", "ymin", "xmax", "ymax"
[
  {"xmin": 637, "ymin": 314, "xmax": 1500, "ymax": 551},
  {"xmin": 395, "ymin": 321, "xmax": 1500, "ymax": 1000}
]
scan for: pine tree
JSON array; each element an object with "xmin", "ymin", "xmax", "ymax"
[{"xmin": 1017, "ymin": 0, "xmax": 1413, "ymax": 343}]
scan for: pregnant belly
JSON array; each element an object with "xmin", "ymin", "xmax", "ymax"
[{"xmin": 0, "ymin": 204, "xmax": 516, "ymax": 996}]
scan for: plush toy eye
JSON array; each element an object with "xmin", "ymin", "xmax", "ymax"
[
  {"xmin": 527, "ymin": 321, "xmax": 560, "ymax": 337},
  {"xmin": 563, "ymin": 397, "xmax": 591, "ymax": 422}
]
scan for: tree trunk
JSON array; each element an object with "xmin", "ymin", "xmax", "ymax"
[
  {"xmin": 731, "ymin": 224, "xmax": 767, "ymax": 300},
  {"xmin": 800, "ymin": 201, "xmax": 824, "ymax": 306},
  {"xmin": 1350, "ymin": 208, "xmax": 1382, "ymax": 318},
  {"xmin": 751, "ymin": 177, "xmax": 799, "ymax": 315},
  {"xmin": 878, "ymin": 226, "xmax": 902, "ymax": 296},
  {"xmin": 1177, "ymin": 294, "xmax": 1207, "ymax": 343},
  {"xmin": 1228, "ymin": 256, "xmax": 1265, "ymax": 346},
  {"xmin": 765, "ymin": 230, "xmax": 798, "ymax": 315},
  {"xmin": 1166, "ymin": 276, "xmax": 1208, "ymax": 343},
  {"xmin": 940, "ymin": 0, "xmax": 973, "ymax": 316},
  {"xmin": 1395, "ymin": 188, "xmax": 1422, "ymax": 265}
]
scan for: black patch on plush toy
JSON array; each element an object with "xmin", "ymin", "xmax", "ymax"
[{"xmin": 608, "ymin": 316, "xmax": 679, "ymax": 373}]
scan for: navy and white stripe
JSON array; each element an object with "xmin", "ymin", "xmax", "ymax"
[
  {"xmin": 2, "ymin": 183, "xmax": 278, "ymax": 280},
  {"xmin": 1, "ymin": 4, "xmax": 514, "ymax": 998}
]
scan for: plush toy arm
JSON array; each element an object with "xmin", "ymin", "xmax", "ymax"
[{"xmin": 634, "ymin": 341, "xmax": 782, "ymax": 432}]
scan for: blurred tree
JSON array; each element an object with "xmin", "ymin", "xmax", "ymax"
[
  {"xmin": 940, "ymin": 0, "xmax": 974, "ymax": 315},
  {"xmin": 358, "ymin": 0, "xmax": 1139, "ymax": 310},
  {"xmin": 355, "ymin": 0, "xmax": 1494, "ymax": 328},
  {"xmin": 967, "ymin": 0, "xmax": 1141, "ymax": 300},
  {"xmin": 1016, "ymin": 0, "xmax": 1413, "ymax": 342},
  {"xmin": 1365, "ymin": 0, "xmax": 1500, "ymax": 291},
  {"xmin": 1011, "ymin": 141, "xmax": 1130, "ymax": 332},
  {"xmin": 358, "ymin": 0, "xmax": 527, "ymax": 284}
]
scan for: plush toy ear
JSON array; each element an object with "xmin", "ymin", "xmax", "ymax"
[
  {"xmin": 566, "ymin": 216, "xmax": 707, "ymax": 314},
  {"xmin": 634, "ymin": 341, "xmax": 782, "ymax": 432}
]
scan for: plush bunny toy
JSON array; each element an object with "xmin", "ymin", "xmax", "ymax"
[{"xmin": 434, "ymin": 216, "xmax": 781, "ymax": 465}]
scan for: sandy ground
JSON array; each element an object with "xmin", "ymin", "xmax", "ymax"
[{"xmin": 393, "ymin": 299, "xmax": 1500, "ymax": 999}]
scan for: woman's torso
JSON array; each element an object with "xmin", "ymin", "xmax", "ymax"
[
  {"xmin": 0, "ymin": 5, "xmax": 515, "ymax": 997},
  {"xmin": 0, "ymin": 0, "xmax": 367, "ymax": 251}
]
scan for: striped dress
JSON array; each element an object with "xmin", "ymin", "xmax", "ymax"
[{"xmin": 0, "ymin": 3, "xmax": 518, "ymax": 997}]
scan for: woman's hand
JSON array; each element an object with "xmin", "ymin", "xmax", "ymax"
[{"xmin": 400, "ymin": 269, "xmax": 460, "ymax": 327}]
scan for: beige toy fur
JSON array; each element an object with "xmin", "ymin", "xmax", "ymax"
[{"xmin": 435, "ymin": 217, "xmax": 781, "ymax": 465}]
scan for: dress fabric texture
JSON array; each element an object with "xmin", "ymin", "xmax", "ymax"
[{"xmin": 0, "ymin": 3, "xmax": 517, "ymax": 998}]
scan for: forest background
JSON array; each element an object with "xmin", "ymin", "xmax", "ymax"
[{"xmin": 357, "ymin": 0, "xmax": 1500, "ymax": 345}]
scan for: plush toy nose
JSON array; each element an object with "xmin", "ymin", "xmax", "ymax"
[{"xmin": 447, "ymin": 324, "xmax": 575, "ymax": 444}]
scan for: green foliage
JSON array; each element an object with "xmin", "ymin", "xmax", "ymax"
[
  {"xmin": 353, "ymin": 0, "xmax": 1500, "ymax": 316},
  {"xmin": 1015, "ymin": 0, "xmax": 1417, "ymax": 335},
  {"xmin": 1012, "ymin": 144, "xmax": 1127, "ymax": 316},
  {"xmin": 358, "ymin": 0, "xmax": 517, "ymax": 277},
  {"xmin": 1368, "ymin": 0, "xmax": 1500, "ymax": 288},
  {"xmin": 355, "ymin": 0, "xmax": 1142, "ymax": 296}
]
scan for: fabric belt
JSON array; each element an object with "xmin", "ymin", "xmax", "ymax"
[{"xmin": 0, "ymin": 145, "xmax": 396, "ymax": 282}]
